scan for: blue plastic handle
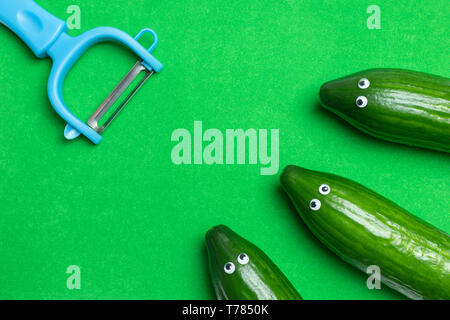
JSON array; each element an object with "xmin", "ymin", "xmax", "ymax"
[
  {"xmin": 0, "ymin": 0, "xmax": 163, "ymax": 144},
  {"xmin": 0, "ymin": 0, "xmax": 67, "ymax": 58}
]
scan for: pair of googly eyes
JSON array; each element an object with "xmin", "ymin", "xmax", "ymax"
[
  {"xmin": 224, "ymin": 253, "xmax": 249, "ymax": 274},
  {"xmin": 309, "ymin": 184, "xmax": 330, "ymax": 211},
  {"xmin": 356, "ymin": 78, "xmax": 370, "ymax": 108}
]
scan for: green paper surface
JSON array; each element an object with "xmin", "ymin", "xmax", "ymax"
[{"xmin": 0, "ymin": 0, "xmax": 448, "ymax": 299}]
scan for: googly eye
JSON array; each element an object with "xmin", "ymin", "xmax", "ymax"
[
  {"xmin": 356, "ymin": 96, "xmax": 368, "ymax": 108},
  {"xmin": 358, "ymin": 78, "xmax": 370, "ymax": 89},
  {"xmin": 309, "ymin": 199, "xmax": 321, "ymax": 211},
  {"xmin": 224, "ymin": 262, "xmax": 235, "ymax": 274},
  {"xmin": 237, "ymin": 253, "xmax": 249, "ymax": 265},
  {"xmin": 319, "ymin": 184, "xmax": 330, "ymax": 195}
]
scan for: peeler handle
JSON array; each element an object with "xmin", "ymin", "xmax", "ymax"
[{"xmin": 0, "ymin": 0, "xmax": 67, "ymax": 58}]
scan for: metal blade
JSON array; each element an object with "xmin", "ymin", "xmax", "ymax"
[{"xmin": 88, "ymin": 61, "xmax": 153, "ymax": 134}]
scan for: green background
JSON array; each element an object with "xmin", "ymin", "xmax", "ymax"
[{"xmin": 0, "ymin": 0, "xmax": 449, "ymax": 300}]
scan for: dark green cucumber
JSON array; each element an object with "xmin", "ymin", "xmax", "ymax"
[
  {"xmin": 319, "ymin": 68, "xmax": 450, "ymax": 152},
  {"xmin": 206, "ymin": 225, "xmax": 302, "ymax": 300},
  {"xmin": 280, "ymin": 165, "xmax": 450, "ymax": 300}
]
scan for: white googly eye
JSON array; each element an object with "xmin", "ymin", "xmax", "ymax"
[
  {"xmin": 224, "ymin": 262, "xmax": 235, "ymax": 274},
  {"xmin": 309, "ymin": 199, "xmax": 321, "ymax": 211},
  {"xmin": 237, "ymin": 253, "xmax": 249, "ymax": 265},
  {"xmin": 319, "ymin": 184, "xmax": 330, "ymax": 195},
  {"xmin": 356, "ymin": 96, "xmax": 368, "ymax": 108},
  {"xmin": 358, "ymin": 78, "xmax": 370, "ymax": 89}
]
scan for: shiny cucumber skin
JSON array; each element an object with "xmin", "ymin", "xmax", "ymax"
[
  {"xmin": 319, "ymin": 68, "xmax": 450, "ymax": 152},
  {"xmin": 206, "ymin": 225, "xmax": 302, "ymax": 300},
  {"xmin": 281, "ymin": 165, "xmax": 450, "ymax": 300}
]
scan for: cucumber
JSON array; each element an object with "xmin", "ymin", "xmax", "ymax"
[
  {"xmin": 280, "ymin": 165, "xmax": 450, "ymax": 300},
  {"xmin": 206, "ymin": 225, "xmax": 302, "ymax": 300},
  {"xmin": 319, "ymin": 68, "xmax": 450, "ymax": 152}
]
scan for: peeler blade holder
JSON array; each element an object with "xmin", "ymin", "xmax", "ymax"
[{"xmin": 0, "ymin": 0, "xmax": 163, "ymax": 144}]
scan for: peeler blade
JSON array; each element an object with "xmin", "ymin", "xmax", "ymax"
[{"xmin": 87, "ymin": 61, "xmax": 154, "ymax": 134}]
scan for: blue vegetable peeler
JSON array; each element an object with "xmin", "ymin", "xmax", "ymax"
[{"xmin": 0, "ymin": 0, "xmax": 163, "ymax": 144}]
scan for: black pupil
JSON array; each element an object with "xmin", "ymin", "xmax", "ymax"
[
  {"xmin": 357, "ymin": 99, "xmax": 363, "ymax": 105},
  {"xmin": 359, "ymin": 80, "xmax": 365, "ymax": 86},
  {"xmin": 240, "ymin": 254, "xmax": 246, "ymax": 260},
  {"xmin": 322, "ymin": 186, "xmax": 328, "ymax": 191},
  {"xmin": 311, "ymin": 201, "xmax": 316, "ymax": 208},
  {"xmin": 225, "ymin": 263, "xmax": 231, "ymax": 270}
]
